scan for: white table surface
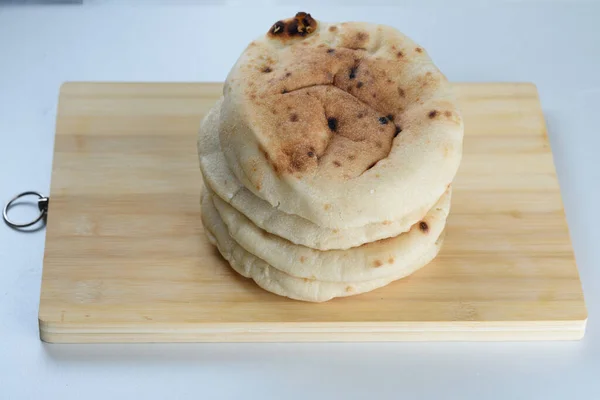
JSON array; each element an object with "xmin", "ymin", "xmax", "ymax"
[{"xmin": 1, "ymin": 2, "xmax": 599, "ymax": 399}]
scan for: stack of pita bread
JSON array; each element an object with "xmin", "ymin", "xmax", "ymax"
[{"xmin": 198, "ymin": 13, "xmax": 463, "ymax": 302}]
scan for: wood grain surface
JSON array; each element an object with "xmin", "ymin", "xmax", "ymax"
[{"xmin": 38, "ymin": 82, "xmax": 587, "ymax": 343}]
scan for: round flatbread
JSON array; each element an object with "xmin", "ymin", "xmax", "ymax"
[
  {"xmin": 201, "ymin": 189, "xmax": 445, "ymax": 302},
  {"xmin": 218, "ymin": 13, "xmax": 463, "ymax": 229},
  {"xmin": 208, "ymin": 183, "xmax": 451, "ymax": 282},
  {"xmin": 198, "ymin": 98, "xmax": 443, "ymax": 250}
]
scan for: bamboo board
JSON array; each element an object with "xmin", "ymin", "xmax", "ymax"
[{"xmin": 38, "ymin": 82, "xmax": 587, "ymax": 343}]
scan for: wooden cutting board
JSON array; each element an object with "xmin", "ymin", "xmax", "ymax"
[{"xmin": 38, "ymin": 82, "xmax": 587, "ymax": 343}]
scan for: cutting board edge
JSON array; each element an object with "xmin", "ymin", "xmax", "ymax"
[{"xmin": 38, "ymin": 317, "xmax": 587, "ymax": 343}]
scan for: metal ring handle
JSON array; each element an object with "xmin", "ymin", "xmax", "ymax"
[{"xmin": 3, "ymin": 191, "xmax": 49, "ymax": 229}]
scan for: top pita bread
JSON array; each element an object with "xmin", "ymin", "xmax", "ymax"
[{"xmin": 217, "ymin": 12, "xmax": 463, "ymax": 229}]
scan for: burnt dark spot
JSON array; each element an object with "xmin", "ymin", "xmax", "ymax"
[
  {"xmin": 327, "ymin": 48, "xmax": 335, "ymax": 54},
  {"xmin": 327, "ymin": 117, "xmax": 338, "ymax": 131},
  {"xmin": 386, "ymin": 114, "xmax": 394, "ymax": 121},
  {"xmin": 287, "ymin": 20, "xmax": 300, "ymax": 36},
  {"xmin": 333, "ymin": 160, "xmax": 342, "ymax": 167},
  {"xmin": 285, "ymin": 72, "xmax": 292, "ymax": 77},
  {"xmin": 307, "ymin": 151, "xmax": 315, "ymax": 157},
  {"xmin": 394, "ymin": 125, "xmax": 402, "ymax": 137},
  {"xmin": 372, "ymin": 93, "xmax": 377, "ymax": 98},
  {"xmin": 366, "ymin": 162, "xmax": 377, "ymax": 171},
  {"xmin": 419, "ymin": 221, "xmax": 429, "ymax": 233},
  {"xmin": 290, "ymin": 113, "xmax": 298, "ymax": 122},
  {"xmin": 262, "ymin": 67, "xmax": 272, "ymax": 73},
  {"xmin": 357, "ymin": 81, "xmax": 364, "ymax": 88},
  {"xmin": 398, "ymin": 88, "xmax": 405, "ymax": 97},
  {"xmin": 396, "ymin": 51, "xmax": 404, "ymax": 58},
  {"xmin": 282, "ymin": 88, "xmax": 288, "ymax": 94},
  {"xmin": 349, "ymin": 66, "xmax": 357, "ymax": 79},
  {"xmin": 302, "ymin": 17, "xmax": 310, "ymax": 26},
  {"xmin": 428, "ymin": 110, "xmax": 438, "ymax": 119},
  {"xmin": 379, "ymin": 116, "xmax": 389, "ymax": 125},
  {"xmin": 271, "ymin": 21, "xmax": 285, "ymax": 35}
]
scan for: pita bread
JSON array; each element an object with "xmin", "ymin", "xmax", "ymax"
[
  {"xmin": 218, "ymin": 13, "xmax": 463, "ymax": 229},
  {"xmin": 201, "ymin": 189, "xmax": 445, "ymax": 302},
  {"xmin": 198, "ymin": 99, "xmax": 442, "ymax": 250},
  {"xmin": 208, "ymin": 183, "xmax": 451, "ymax": 282}
]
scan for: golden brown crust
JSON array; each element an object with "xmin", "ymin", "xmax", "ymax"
[{"xmin": 229, "ymin": 16, "xmax": 456, "ymax": 181}]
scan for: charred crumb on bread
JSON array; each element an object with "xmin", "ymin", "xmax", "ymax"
[{"xmin": 268, "ymin": 12, "xmax": 317, "ymax": 39}]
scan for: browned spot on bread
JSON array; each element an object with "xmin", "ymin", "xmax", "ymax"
[
  {"xmin": 324, "ymin": 203, "xmax": 331, "ymax": 210},
  {"xmin": 346, "ymin": 286, "xmax": 354, "ymax": 293},
  {"xmin": 268, "ymin": 12, "xmax": 317, "ymax": 39},
  {"xmin": 256, "ymin": 183, "xmax": 261, "ymax": 190},
  {"xmin": 376, "ymin": 141, "xmax": 382, "ymax": 148},
  {"xmin": 300, "ymin": 256, "xmax": 306, "ymax": 263},
  {"xmin": 388, "ymin": 257, "xmax": 394, "ymax": 264},
  {"xmin": 386, "ymin": 114, "xmax": 394, "ymax": 121},
  {"xmin": 329, "ymin": 25, "xmax": 337, "ymax": 32},
  {"xmin": 270, "ymin": 21, "xmax": 285, "ymax": 35},
  {"xmin": 396, "ymin": 51, "xmax": 404, "ymax": 58},
  {"xmin": 428, "ymin": 110, "xmax": 438, "ymax": 119},
  {"xmin": 394, "ymin": 125, "xmax": 402, "ymax": 137},
  {"xmin": 382, "ymin": 220, "xmax": 391, "ymax": 225},
  {"xmin": 285, "ymin": 72, "xmax": 292, "ymax": 77},
  {"xmin": 415, "ymin": 47, "xmax": 423, "ymax": 53},
  {"xmin": 357, "ymin": 112, "xmax": 365, "ymax": 119},
  {"xmin": 332, "ymin": 229, "xmax": 339, "ymax": 233},
  {"xmin": 379, "ymin": 116, "xmax": 389, "ymax": 125},
  {"xmin": 327, "ymin": 117, "xmax": 338, "ymax": 131},
  {"xmin": 419, "ymin": 221, "xmax": 429, "ymax": 233},
  {"xmin": 373, "ymin": 260, "xmax": 383, "ymax": 267},
  {"xmin": 281, "ymin": 88, "xmax": 288, "ymax": 94},
  {"xmin": 356, "ymin": 31, "xmax": 368, "ymax": 41},
  {"xmin": 357, "ymin": 81, "xmax": 363, "ymax": 88},
  {"xmin": 333, "ymin": 160, "xmax": 342, "ymax": 167},
  {"xmin": 262, "ymin": 66, "xmax": 272, "ymax": 73},
  {"xmin": 366, "ymin": 161, "xmax": 376, "ymax": 171},
  {"xmin": 349, "ymin": 66, "xmax": 357, "ymax": 80},
  {"xmin": 348, "ymin": 154, "xmax": 356, "ymax": 160},
  {"xmin": 398, "ymin": 87, "xmax": 405, "ymax": 97},
  {"xmin": 372, "ymin": 93, "xmax": 377, "ymax": 98},
  {"xmin": 444, "ymin": 110, "xmax": 452, "ymax": 117},
  {"xmin": 327, "ymin": 48, "xmax": 335, "ymax": 54},
  {"xmin": 290, "ymin": 113, "xmax": 298, "ymax": 122}
]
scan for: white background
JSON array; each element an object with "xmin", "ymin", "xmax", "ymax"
[{"xmin": 1, "ymin": 1, "xmax": 599, "ymax": 399}]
